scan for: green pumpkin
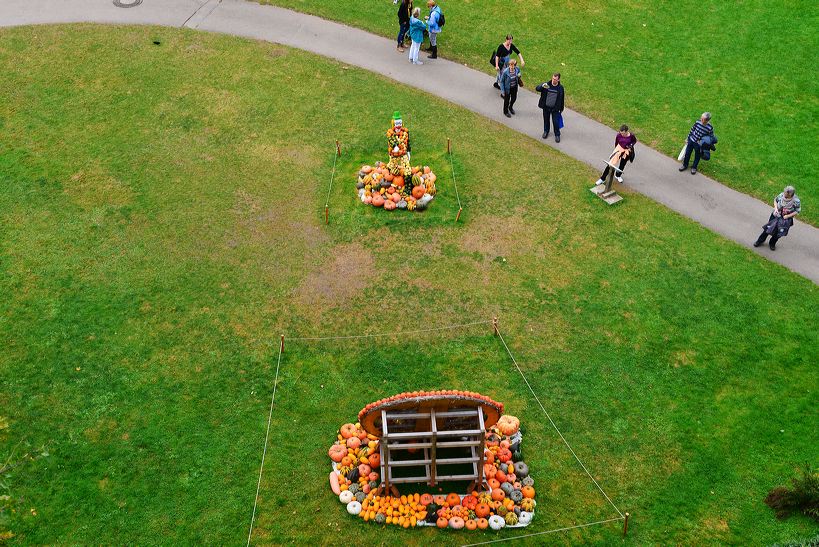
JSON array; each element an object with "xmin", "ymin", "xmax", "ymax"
[
  {"xmin": 355, "ymin": 491, "xmax": 366, "ymax": 503},
  {"xmin": 348, "ymin": 483, "xmax": 360, "ymax": 494},
  {"xmin": 374, "ymin": 512, "xmax": 386, "ymax": 525},
  {"xmin": 505, "ymin": 512, "xmax": 519, "ymax": 526}
]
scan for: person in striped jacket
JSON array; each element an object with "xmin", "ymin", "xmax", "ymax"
[{"xmin": 678, "ymin": 112, "xmax": 714, "ymax": 175}]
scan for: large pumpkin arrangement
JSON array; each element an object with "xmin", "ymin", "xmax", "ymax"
[
  {"xmin": 355, "ymin": 115, "xmax": 437, "ymax": 212},
  {"xmin": 327, "ymin": 406, "xmax": 536, "ymax": 531}
]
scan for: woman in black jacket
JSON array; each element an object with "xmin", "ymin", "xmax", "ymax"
[{"xmin": 397, "ymin": 0, "xmax": 412, "ymax": 52}]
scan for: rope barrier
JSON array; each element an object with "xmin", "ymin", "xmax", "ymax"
[
  {"xmin": 324, "ymin": 142, "xmax": 340, "ymax": 225},
  {"xmin": 459, "ymin": 516, "xmax": 625, "ymax": 547},
  {"xmin": 289, "ymin": 319, "xmax": 493, "ymax": 342},
  {"xmin": 495, "ymin": 328, "xmax": 625, "ymax": 519},
  {"xmin": 447, "ymin": 138, "xmax": 463, "ymax": 221},
  {"xmin": 246, "ymin": 336, "xmax": 285, "ymax": 546}
]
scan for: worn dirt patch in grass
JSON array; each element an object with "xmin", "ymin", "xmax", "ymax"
[{"xmin": 293, "ymin": 242, "xmax": 374, "ymax": 313}]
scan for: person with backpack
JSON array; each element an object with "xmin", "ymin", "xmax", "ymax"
[
  {"xmin": 536, "ymin": 73, "xmax": 564, "ymax": 142},
  {"xmin": 396, "ymin": 0, "xmax": 412, "ymax": 53},
  {"xmin": 408, "ymin": 7, "xmax": 428, "ymax": 65},
  {"xmin": 425, "ymin": 1, "xmax": 444, "ymax": 59},
  {"xmin": 499, "ymin": 59, "xmax": 521, "ymax": 117},
  {"xmin": 492, "ymin": 35, "xmax": 524, "ymax": 90}
]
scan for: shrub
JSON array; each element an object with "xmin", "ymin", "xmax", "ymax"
[{"xmin": 765, "ymin": 464, "xmax": 819, "ymax": 522}]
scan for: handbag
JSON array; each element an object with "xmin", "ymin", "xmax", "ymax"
[
  {"xmin": 516, "ymin": 75, "xmax": 524, "ymax": 87},
  {"xmin": 557, "ymin": 112, "xmax": 564, "ymax": 129},
  {"xmin": 489, "ymin": 51, "xmax": 497, "ymax": 68},
  {"xmin": 677, "ymin": 142, "xmax": 687, "ymax": 161}
]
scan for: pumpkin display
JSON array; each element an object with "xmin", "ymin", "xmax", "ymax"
[
  {"xmin": 383, "ymin": 199, "xmax": 397, "ymax": 211},
  {"xmin": 371, "ymin": 193, "xmax": 385, "ymax": 207},
  {"xmin": 355, "ymin": 115, "xmax": 437, "ymax": 212},
  {"xmin": 329, "ymin": 401, "xmax": 537, "ymax": 531},
  {"xmin": 496, "ymin": 415, "xmax": 520, "ymax": 436},
  {"xmin": 488, "ymin": 515, "xmax": 506, "ymax": 530}
]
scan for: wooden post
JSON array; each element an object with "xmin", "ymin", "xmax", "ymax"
[
  {"xmin": 335, "ymin": 140, "xmax": 341, "ymax": 157},
  {"xmin": 623, "ymin": 512, "xmax": 629, "ymax": 536},
  {"xmin": 325, "ymin": 205, "xmax": 329, "ymax": 225},
  {"xmin": 447, "ymin": 137, "xmax": 451, "ymax": 154},
  {"xmin": 280, "ymin": 334, "xmax": 284, "ymax": 353},
  {"xmin": 492, "ymin": 317, "xmax": 499, "ymax": 336},
  {"xmin": 455, "ymin": 207, "xmax": 462, "ymax": 222}
]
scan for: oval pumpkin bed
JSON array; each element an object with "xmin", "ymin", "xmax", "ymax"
[{"xmin": 327, "ymin": 398, "xmax": 536, "ymax": 530}]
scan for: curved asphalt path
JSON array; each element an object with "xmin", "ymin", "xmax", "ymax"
[{"xmin": 2, "ymin": 0, "xmax": 818, "ymax": 284}]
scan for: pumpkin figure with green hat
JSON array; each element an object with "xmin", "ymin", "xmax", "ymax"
[{"xmin": 356, "ymin": 111, "xmax": 437, "ymax": 211}]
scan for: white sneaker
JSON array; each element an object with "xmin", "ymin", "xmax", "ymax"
[
  {"xmin": 414, "ymin": 60, "xmax": 424, "ymax": 65},
  {"xmin": 595, "ymin": 178, "xmax": 604, "ymax": 186},
  {"xmin": 615, "ymin": 175, "xmax": 623, "ymax": 183}
]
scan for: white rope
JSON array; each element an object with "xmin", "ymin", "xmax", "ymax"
[
  {"xmin": 459, "ymin": 517, "xmax": 625, "ymax": 547},
  {"xmin": 447, "ymin": 141, "xmax": 462, "ymax": 210},
  {"xmin": 496, "ymin": 329, "xmax": 625, "ymax": 519},
  {"xmin": 289, "ymin": 319, "xmax": 493, "ymax": 341},
  {"xmin": 246, "ymin": 338, "xmax": 284, "ymax": 546},
  {"xmin": 325, "ymin": 145, "xmax": 339, "ymax": 210}
]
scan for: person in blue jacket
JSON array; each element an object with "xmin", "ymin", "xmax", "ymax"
[
  {"xmin": 408, "ymin": 8, "xmax": 428, "ymax": 65},
  {"xmin": 425, "ymin": 0, "xmax": 442, "ymax": 59}
]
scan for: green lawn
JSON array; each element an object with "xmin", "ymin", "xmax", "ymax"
[
  {"xmin": 0, "ymin": 25, "xmax": 817, "ymax": 545},
  {"xmin": 262, "ymin": 0, "xmax": 819, "ymax": 226}
]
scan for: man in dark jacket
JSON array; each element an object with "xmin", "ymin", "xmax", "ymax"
[{"xmin": 536, "ymin": 73, "xmax": 564, "ymax": 142}]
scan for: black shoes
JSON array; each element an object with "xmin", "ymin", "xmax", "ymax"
[
  {"xmin": 493, "ymin": 82, "xmax": 500, "ymax": 89},
  {"xmin": 509, "ymin": 107, "xmax": 515, "ymax": 115},
  {"xmin": 542, "ymin": 132, "xmax": 549, "ymax": 139},
  {"xmin": 555, "ymin": 135, "xmax": 561, "ymax": 143},
  {"xmin": 769, "ymin": 242, "xmax": 776, "ymax": 250},
  {"xmin": 428, "ymin": 46, "xmax": 438, "ymax": 59},
  {"xmin": 678, "ymin": 165, "xmax": 687, "ymax": 172},
  {"xmin": 753, "ymin": 241, "xmax": 763, "ymax": 247},
  {"xmin": 691, "ymin": 168, "xmax": 697, "ymax": 175},
  {"xmin": 504, "ymin": 112, "xmax": 511, "ymax": 118}
]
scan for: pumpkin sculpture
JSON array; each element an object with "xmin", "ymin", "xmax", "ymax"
[{"xmin": 356, "ymin": 112, "xmax": 437, "ymax": 212}]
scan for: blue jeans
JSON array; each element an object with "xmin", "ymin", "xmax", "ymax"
[
  {"xmin": 397, "ymin": 22, "xmax": 409, "ymax": 46},
  {"xmin": 682, "ymin": 140, "xmax": 702, "ymax": 169}
]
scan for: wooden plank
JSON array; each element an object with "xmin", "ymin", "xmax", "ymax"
[
  {"xmin": 436, "ymin": 429, "xmax": 482, "ymax": 437},
  {"xmin": 384, "ymin": 430, "xmax": 434, "ymax": 439},
  {"xmin": 389, "ymin": 459, "xmax": 432, "ymax": 467},
  {"xmin": 435, "ymin": 473, "xmax": 479, "ymax": 481},
  {"xmin": 387, "ymin": 442, "xmax": 433, "ymax": 450},
  {"xmin": 435, "ymin": 456, "xmax": 480, "ymax": 465}
]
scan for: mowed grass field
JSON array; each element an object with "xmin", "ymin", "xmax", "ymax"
[
  {"xmin": 263, "ymin": 0, "xmax": 819, "ymax": 226},
  {"xmin": 0, "ymin": 25, "xmax": 817, "ymax": 545}
]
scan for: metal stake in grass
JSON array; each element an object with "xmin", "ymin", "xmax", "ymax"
[
  {"xmin": 335, "ymin": 140, "xmax": 341, "ymax": 157},
  {"xmin": 492, "ymin": 316, "xmax": 499, "ymax": 336},
  {"xmin": 280, "ymin": 334, "xmax": 284, "ymax": 353},
  {"xmin": 623, "ymin": 512, "xmax": 630, "ymax": 536},
  {"xmin": 446, "ymin": 137, "xmax": 451, "ymax": 154}
]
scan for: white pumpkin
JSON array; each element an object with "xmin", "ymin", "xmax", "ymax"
[
  {"xmin": 488, "ymin": 515, "xmax": 506, "ymax": 530},
  {"xmin": 339, "ymin": 490, "xmax": 354, "ymax": 504},
  {"xmin": 346, "ymin": 500, "xmax": 362, "ymax": 515},
  {"xmin": 518, "ymin": 511, "xmax": 533, "ymax": 525}
]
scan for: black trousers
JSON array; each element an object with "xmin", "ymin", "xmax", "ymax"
[
  {"xmin": 602, "ymin": 156, "xmax": 628, "ymax": 179},
  {"xmin": 542, "ymin": 108, "xmax": 561, "ymax": 135},
  {"xmin": 503, "ymin": 86, "xmax": 518, "ymax": 114}
]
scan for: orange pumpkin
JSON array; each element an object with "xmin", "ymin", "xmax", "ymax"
[
  {"xmin": 328, "ymin": 444, "xmax": 347, "ymax": 462},
  {"xmin": 368, "ymin": 452, "xmax": 381, "ymax": 468},
  {"xmin": 411, "ymin": 185, "xmax": 425, "ymax": 199},
  {"xmin": 390, "ymin": 193, "xmax": 400, "ymax": 203},
  {"xmin": 491, "ymin": 489, "xmax": 506, "ymax": 501},
  {"xmin": 436, "ymin": 517, "xmax": 448, "ymax": 528},
  {"xmin": 393, "ymin": 175, "xmax": 404, "ymax": 187},
  {"xmin": 475, "ymin": 502, "xmax": 491, "ymax": 518},
  {"xmin": 341, "ymin": 456, "xmax": 353, "ymax": 467},
  {"xmin": 446, "ymin": 493, "xmax": 461, "ymax": 507},
  {"xmin": 423, "ymin": 166, "xmax": 431, "ymax": 174},
  {"xmin": 433, "ymin": 495, "xmax": 447, "ymax": 506},
  {"xmin": 484, "ymin": 451, "xmax": 495, "ymax": 464},
  {"xmin": 386, "ymin": 186, "xmax": 395, "ymax": 195},
  {"xmin": 488, "ymin": 478, "xmax": 501, "ymax": 490},
  {"xmin": 371, "ymin": 194, "xmax": 385, "ymax": 207},
  {"xmin": 496, "ymin": 415, "xmax": 520, "ymax": 436},
  {"xmin": 420, "ymin": 493, "xmax": 433, "ymax": 506},
  {"xmin": 495, "ymin": 469, "xmax": 507, "ymax": 483},
  {"xmin": 500, "ymin": 440, "xmax": 511, "ymax": 449},
  {"xmin": 340, "ymin": 423, "xmax": 357, "ymax": 438},
  {"xmin": 476, "ymin": 517, "xmax": 489, "ymax": 529},
  {"xmin": 522, "ymin": 485, "xmax": 535, "ymax": 499},
  {"xmin": 465, "ymin": 519, "xmax": 478, "ymax": 530},
  {"xmin": 484, "ymin": 463, "xmax": 497, "ymax": 478},
  {"xmin": 346, "ymin": 436, "xmax": 361, "ymax": 450},
  {"xmin": 497, "ymin": 448, "xmax": 512, "ymax": 463},
  {"xmin": 385, "ymin": 173, "xmax": 394, "ymax": 182},
  {"xmin": 462, "ymin": 496, "xmax": 478, "ymax": 510}
]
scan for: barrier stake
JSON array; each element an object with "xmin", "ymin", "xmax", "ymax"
[
  {"xmin": 447, "ymin": 137, "xmax": 451, "ymax": 154},
  {"xmin": 623, "ymin": 512, "xmax": 630, "ymax": 536},
  {"xmin": 325, "ymin": 205, "xmax": 329, "ymax": 225},
  {"xmin": 336, "ymin": 140, "xmax": 341, "ymax": 157},
  {"xmin": 455, "ymin": 207, "xmax": 462, "ymax": 222},
  {"xmin": 280, "ymin": 334, "xmax": 285, "ymax": 353},
  {"xmin": 492, "ymin": 317, "xmax": 499, "ymax": 336}
]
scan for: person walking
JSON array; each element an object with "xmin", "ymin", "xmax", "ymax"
[
  {"xmin": 678, "ymin": 112, "xmax": 714, "ymax": 175},
  {"xmin": 408, "ymin": 8, "xmax": 428, "ymax": 65},
  {"xmin": 753, "ymin": 186, "xmax": 801, "ymax": 250},
  {"xmin": 499, "ymin": 59, "xmax": 520, "ymax": 117},
  {"xmin": 396, "ymin": 0, "xmax": 411, "ymax": 53},
  {"xmin": 536, "ymin": 73, "xmax": 564, "ymax": 142},
  {"xmin": 425, "ymin": 1, "xmax": 442, "ymax": 59},
  {"xmin": 493, "ymin": 35, "xmax": 524, "ymax": 90},
  {"xmin": 596, "ymin": 125, "xmax": 637, "ymax": 184}
]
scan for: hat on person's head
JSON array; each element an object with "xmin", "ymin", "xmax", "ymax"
[{"xmin": 393, "ymin": 111, "xmax": 403, "ymax": 126}]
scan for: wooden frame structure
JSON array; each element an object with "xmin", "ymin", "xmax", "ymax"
[{"xmin": 359, "ymin": 392, "xmax": 502, "ymax": 497}]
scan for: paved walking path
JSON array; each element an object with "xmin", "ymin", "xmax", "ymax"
[{"xmin": 3, "ymin": 0, "xmax": 818, "ymax": 284}]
